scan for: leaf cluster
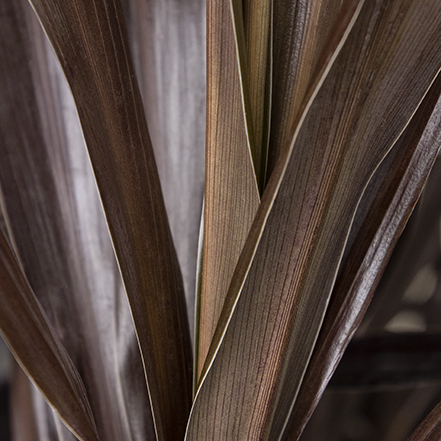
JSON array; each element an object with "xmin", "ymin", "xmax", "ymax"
[{"xmin": 1, "ymin": 0, "xmax": 441, "ymax": 440}]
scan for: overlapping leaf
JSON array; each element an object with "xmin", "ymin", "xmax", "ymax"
[
  {"xmin": 357, "ymin": 156, "xmax": 441, "ymax": 336},
  {"xmin": 0, "ymin": 230, "xmax": 99, "ymax": 441},
  {"xmin": 26, "ymin": 0, "xmax": 192, "ymax": 440},
  {"xmin": 266, "ymin": 0, "xmax": 351, "ymax": 181},
  {"xmin": 0, "ymin": 1, "xmax": 154, "ymax": 439},
  {"xmin": 187, "ymin": 1, "xmax": 441, "ymax": 439},
  {"xmin": 195, "ymin": 0, "xmax": 365, "ymax": 394},
  {"xmin": 242, "ymin": 0, "xmax": 272, "ymax": 190},
  {"xmin": 196, "ymin": 0, "xmax": 360, "ymax": 385},
  {"xmin": 123, "ymin": 0, "xmax": 206, "ymax": 331},
  {"xmin": 3, "ymin": 0, "xmax": 441, "ymax": 438},
  {"xmin": 283, "ymin": 71, "xmax": 441, "ymax": 440},
  {"xmin": 196, "ymin": 0, "xmax": 260, "ymax": 379}
]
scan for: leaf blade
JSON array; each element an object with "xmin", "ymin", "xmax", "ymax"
[
  {"xmin": 0, "ymin": 230, "xmax": 99, "ymax": 441},
  {"xmin": 266, "ymin": 0, "xmax": 349, "ymax": 182},
  {"xmin": 124, "ymin": 0, "xmax": 206, "ymax": 333},
  {"xmin": 187, "ymin": 1, "xmax": 441, "ymax": 439},
  {"xmin": 27, "ymin": 1, "xmax": 193, "ymax": 439},
  {"xmin": 283, "ymin": 69, "xmax": 441, "ymax": 440},
  {"xmin": 0, "ymin": 1, "xmax": 154, "ymax": 438},
  {"xmin": 196, "ymin": 0, "xmax": 260, "ymax": 380},
  {"xmin": 196, "ymin": 0, "xmax": 365, "ymax": 389}
]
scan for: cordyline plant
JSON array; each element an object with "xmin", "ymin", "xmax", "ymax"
[{"xmin": 1, "ymin": 0, "xmax": 441, "ymax": 439}]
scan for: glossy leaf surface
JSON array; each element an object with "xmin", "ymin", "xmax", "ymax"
[
  {"xmin": 0, "ymin": 230, "xmax": 99, "ymax": 441},
  {"xmin": 0, "ymin": 0, "xmax": 154, "ymax": 439},
  {"xmin": 124, "ymin": 0, "xmax": 206, "ymax": 330},
  {"xmin": 284, "ymin": 71, "xmax": 441, "ymax": 440},
  {"xmin": 357, "ymin": 153, "xmax": 441, "ymax": 337},
  {"xmin": 196, "ymin": 0, "xmax": 260, "ymax": 379},
  {"xmin": 187, "ymin": 1, "xmax": 441, "ymax": 439},
  {"xmin": 27, "ymin": 0, "xmax": 192, "ymax": 439}
]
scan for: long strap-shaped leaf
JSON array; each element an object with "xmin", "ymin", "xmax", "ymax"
[
  {"xmin": 195, "ymin": 0, "xmax": 364, "ymax": 393},
  {"xmin": 0, "ymin": 3, "xmax": 82, "ymax": 439},
  {"xmin": 0, "ymin": 230, "xmax": 99, "ymax": 441},
  {"xmin": 230, "ymin": 0, "xmax": 271, "ymax": 191},
  {"xmin": 187, "ymin": 1, "xmax": 441, "ymax": 439},
  {"xmin": 266, "ymin": 0, "xmax": 348, "ymax": 182},
  {"xmin": 0, "ymin": 1, "xmax": 154, "ymax": 439},
  {"xmin": 196, "ymin": 0, "xmax": 260, "ymax": 379},
  {"xmin": 283, "ymin": 71, "xmax": 441, "ymax": 440},
  {"xmin": 242, "ymin": 0, "xmax": 272, "ymax": 190},
  {"xmin": 196, "ymin": 0, "xmax": 360, "ymax": 384},
  {"xmin": 27, "ymin": 1, "xmax": 192, "ymax": 440},
  {"xmin": 125, "ymin": 0, "xmax": 206, "ymax": 329},
  {"xmin": 356, "ymin": 156, "xmax": 441, "ymax": 336}
]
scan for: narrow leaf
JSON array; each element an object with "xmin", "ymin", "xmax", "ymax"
[
  {"xmin": 196, "ymin": 0, "xmax": 260, "ymax": 379},
  {"xmin": 0, "ymin": 230, "xmax": 99, "ymax": 441},
  {"xmin": 266, "ymin": 0, "xmax": 350, "ymax": 181},
  {"xmin": 124, "ymin": 0, "xmax": 206, "ymax": 331},
  {"xmin": 231, "ymin": 0, "xmax": 272, "ymax": 190},
  {"xmin": 197, "ymin": 0, "xmax": 362, "ymax": 384},
  {"xmin": 357, "ymin": 156, "xmax": 441, "ymax": 336},
  {"xmin": 283, "ymin": 72, "xmax": 441, "ymax": 440},
  {"xmin": 242, "ymin": 0, "xmax": 272, "ymax": 190},
  {"xmin": 187, "ymin": 1, "xmax": 441, "ymax": 439},
  {"xmin": 196, "ymin": 0, "xmax": 364, "ymax": 391},
  {"xmin": 27, "ymin": 1, "xmax": 193, "ymax": 440},
  {"xmin": 0, "ymin": 1, "xmax": 154, "ymax": 438}
]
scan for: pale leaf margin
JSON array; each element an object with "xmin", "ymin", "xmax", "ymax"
[
  {"xmin": 26, "ymin": 1, "xmax": 193, "ymax": 439},
  {"xmin": 193, "ymin": 0, "xmax": 365, "ymax": 395},
  {"xmin": 0, "ymin": 229, "xmax": 99, "ymax": 441},
  {"xmin": 188, "ymin": 1, "xmax": 441, "ymax": 438},
  {"xmin": 196, "ymin": 0, "xmax": 260, "ymax": 379},
  {"xmin": 283, "ymin": 70, "xmax": 441, "ymax": 440}
]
